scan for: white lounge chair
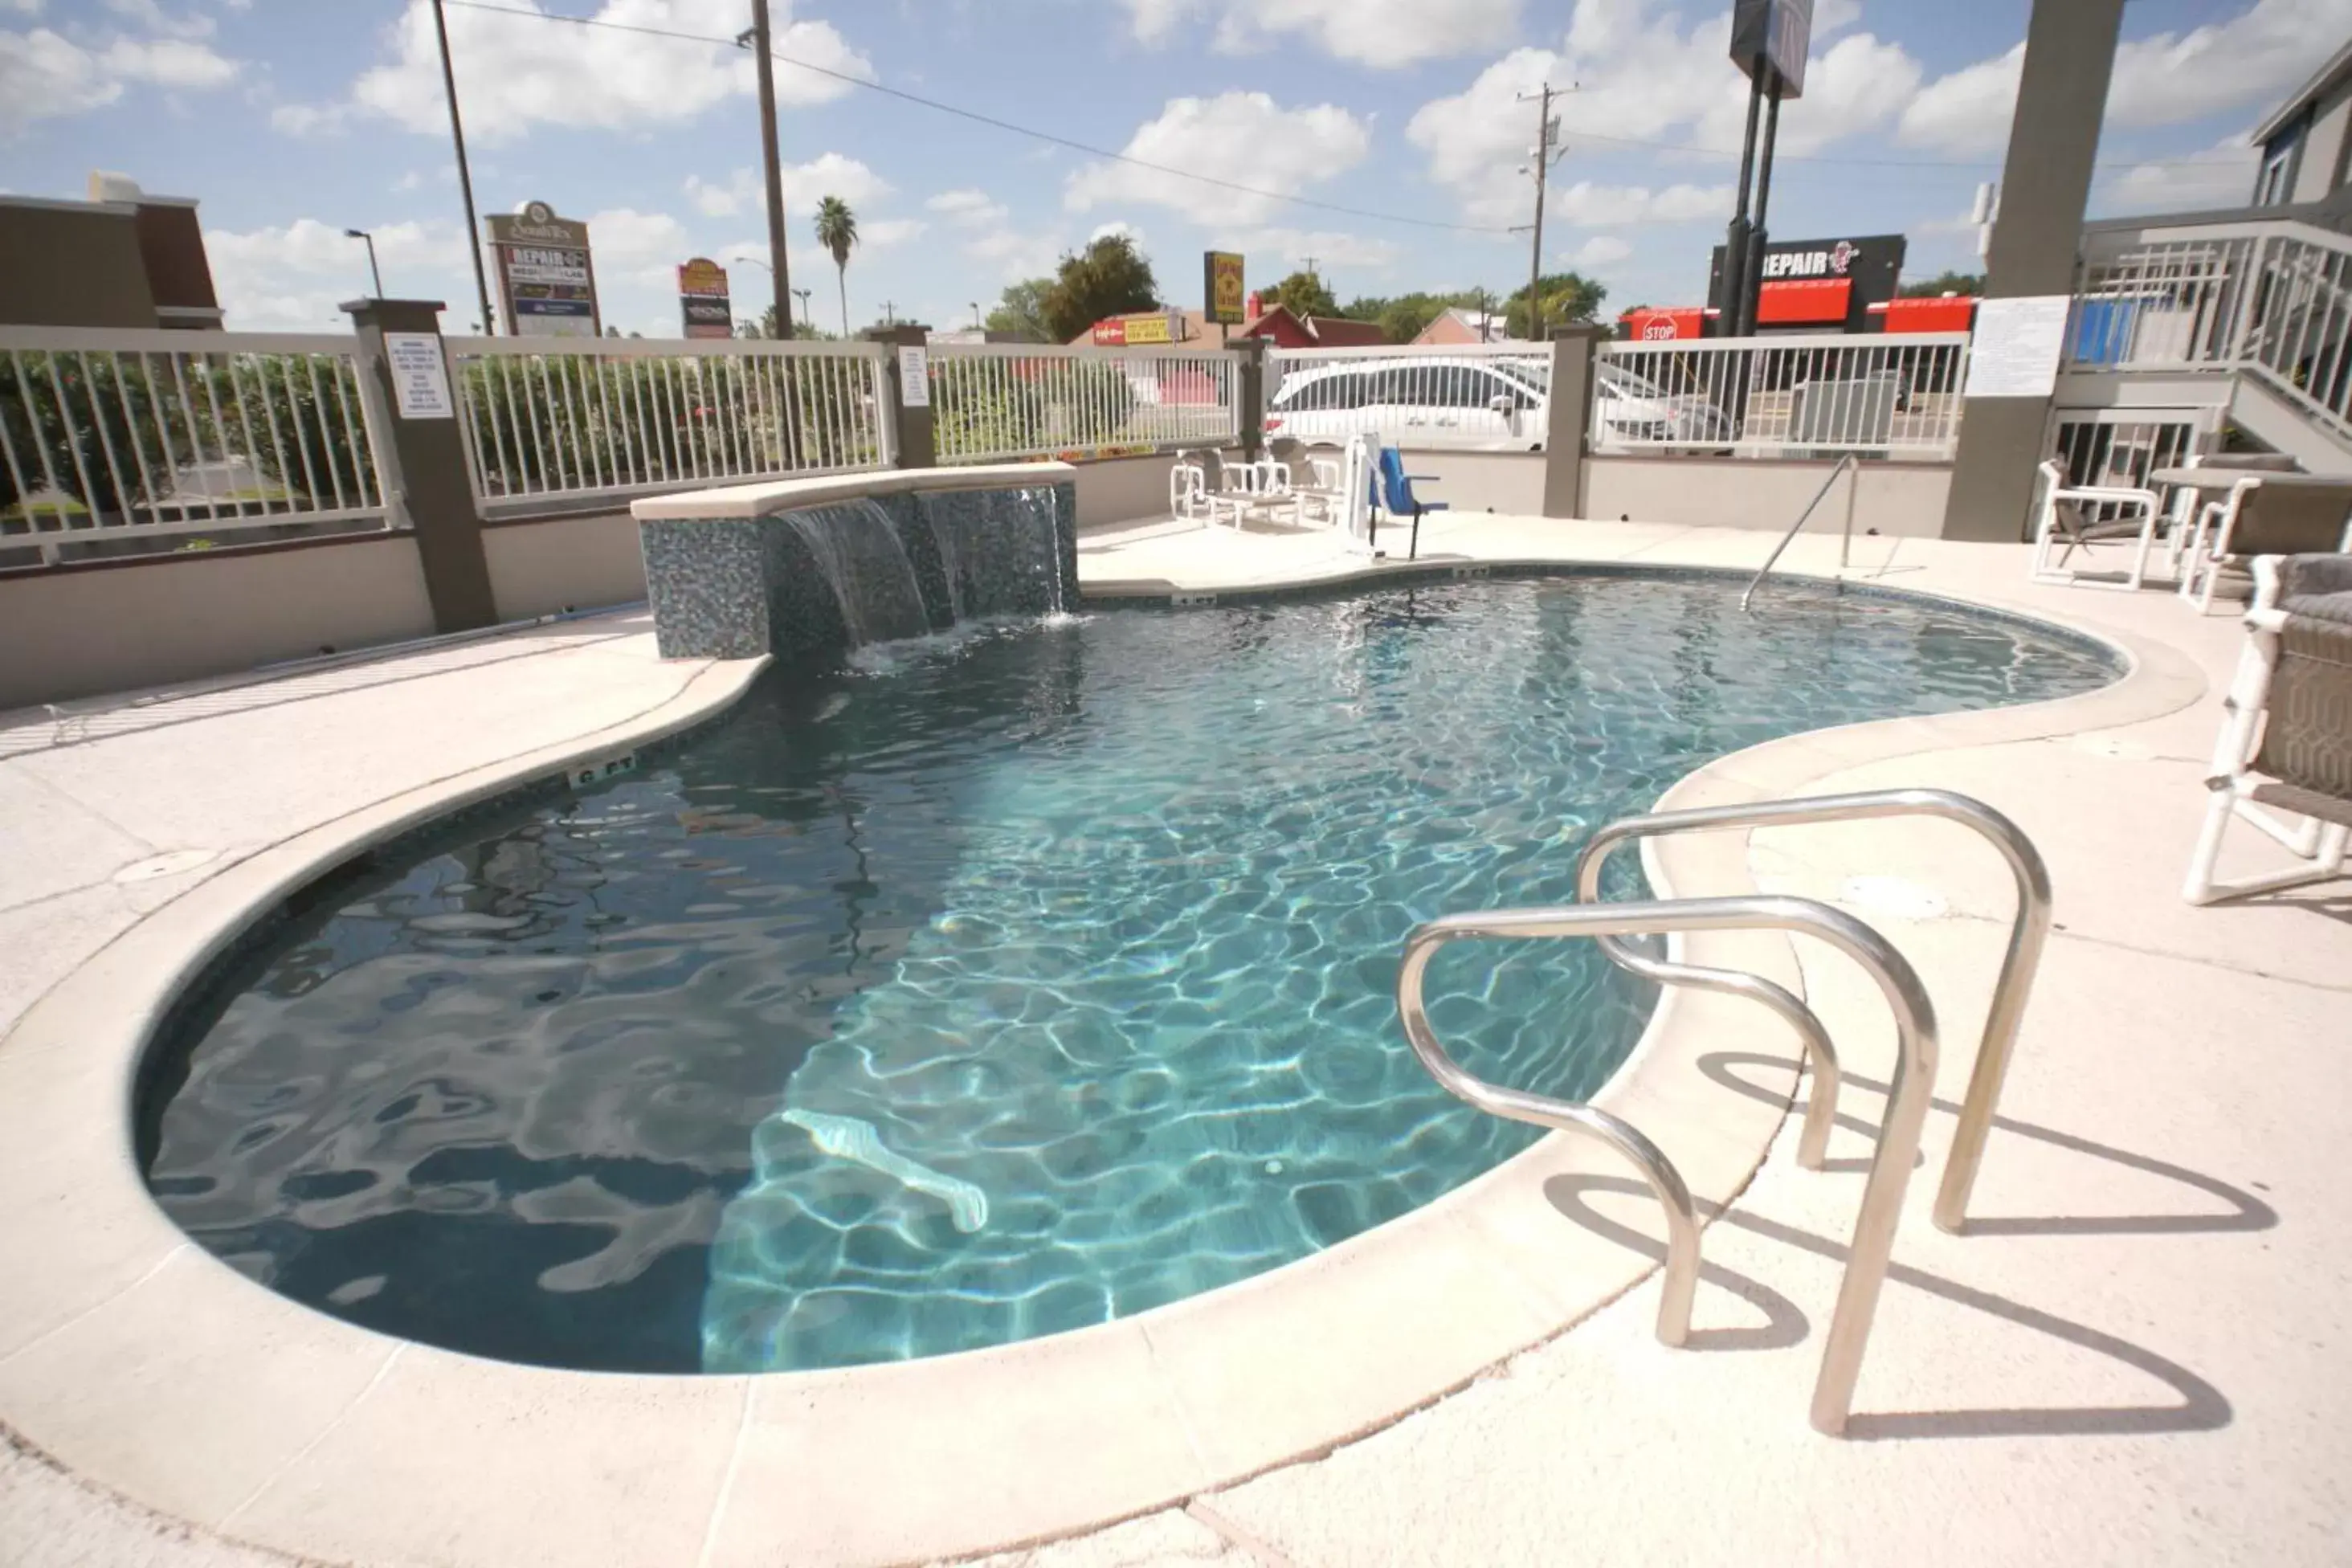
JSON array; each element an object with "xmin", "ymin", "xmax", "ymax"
[
  {"xmin": 2183, "ymin": 553, "xmax": 2352, "ymax": 903},
  {"xmin": 2177, "ymin": 476, "xmax": 2352, "ymax": 614}
]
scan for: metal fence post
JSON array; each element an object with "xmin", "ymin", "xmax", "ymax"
[
  {"xmin": 342, "ymin": 297, "xmax": 497, "ymax": 632},
  {"xmin": 1542, "ymin": 324, "xmax": 1604, "ymax": 517},
  {"xmin": 865, "ymin": 324, "xmax": 935, "ymax": 471}
]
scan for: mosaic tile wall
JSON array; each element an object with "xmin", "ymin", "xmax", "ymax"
[{"xmin": 639, "ymin": 480, "xmax": 1078, "ymax": 662}]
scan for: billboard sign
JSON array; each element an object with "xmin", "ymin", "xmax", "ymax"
[
  {"xmin": 677, "ymin": 256, "xmax": 733, "ymax": 340},
  {"xmin": 485, "ymin": 200, "xmax": 600, "ymax": 338},
  {"xmin": 1204, "ymin": 251, "xmax": 1245, "ymax": 325},
  {"xmin": 1729, "ymin": 0, "xmax": 1812, "ymax": 98},
  {"xmin": 1092, "ymin": 310, "xmax": 1182, "ymax": 346},
  {"xmin": 1707, "ymin": 233, "xmax": 1904, "ymax": 331}
]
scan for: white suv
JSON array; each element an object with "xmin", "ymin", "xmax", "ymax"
[{"xmin": 1264, "ymin": 357, "xmax": 1732, "ymax": 451}]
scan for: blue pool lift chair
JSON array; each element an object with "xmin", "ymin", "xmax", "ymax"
[{"xmin": 1374, "ymin": 446, "xmax": 1448, "ymax": 561}]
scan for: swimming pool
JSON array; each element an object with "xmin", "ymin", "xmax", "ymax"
[{"xmin": 138, "ymin": 573, "xmax": 2119, "ymax": 1375}]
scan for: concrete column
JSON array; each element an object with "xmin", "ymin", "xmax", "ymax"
[
  {"xmin": 1231, "ymin": 336, "xmax": 1267, "ymax": 461},
  {"xmin": 865, "ymin": 325, "xmax": 935, "ymax": 471},
  {"xmin": 1543, "ymin": 325, "xmax": 1604, "ymax": 518},
  {"xmin": 1940, "ymin": 0, "xmax": 2125, "ymax": 542},
  {"xmin": 341, "ymin": 298, "xmax": 497, "ymax": 633}
]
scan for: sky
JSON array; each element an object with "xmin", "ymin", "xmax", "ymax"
[{"xmin": 2, "ymin": 0, "xmax": 2346, "ymax": 337}]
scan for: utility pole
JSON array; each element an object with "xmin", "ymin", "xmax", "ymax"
[
  {"xmin": 882, "ymin": 300, "xmax": 897, "ymax": 327},
  {"xmin": 431, "ymin": 0, "xmax": 494, "ymax": 333},
  {"xmin": 742, "ymin": 2, "xmax": 795, "ymax": 341},
  {"xmin": 1515, "ymin": 84, "xmax": 1570, "ymax": 341},
  {"xmin": 1721, "ymin": 58, "xmax": 1766, "ymax": 339}
]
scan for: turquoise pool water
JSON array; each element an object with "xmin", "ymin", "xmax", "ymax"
[{"xmin": 140, "ymin": 574, "xmax": 2118, "ymax": 1374}]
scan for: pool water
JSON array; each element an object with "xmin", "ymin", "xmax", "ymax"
[{"xmin": 140, "ymin": 574, "xmax": 2117, "ymax": 1374}]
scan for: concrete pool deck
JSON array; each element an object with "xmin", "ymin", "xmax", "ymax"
[{"xmin": 2, "ymin": 512, "xmax": 2347, "ymax": 1566}]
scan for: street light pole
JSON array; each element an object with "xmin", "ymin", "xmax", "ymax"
[
  {"xmin": 345, "ymin": 228, "xmax": 384, "ymax": 298},
  {"xmin": 431, "ymin": 0, "xmax": 495, "ymax": 333}
]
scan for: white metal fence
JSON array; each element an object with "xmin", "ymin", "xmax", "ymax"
[
  {"xmin": 927, "ymin": 343, "xmax": 1239, "ymax": 464},
  {"xmin": 443, "ymin": 336, "xmax": 891, "ymax": 509},
  {"xmin": 2071, "ymin": 218, "xmax": 2352, "ymax": 441},
  {"xmin": 1265, "ymin": 343, "xmax": 1552, "ymax": 451},
  {"xmin": 0, "ymin": 325, "xmax": 387, "ymax": 565},
  {"xmin": 1596, "ymin": 333, "xmax": 1970, "ymax": 459}
]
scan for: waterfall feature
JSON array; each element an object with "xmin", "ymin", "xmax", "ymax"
[
  {"xmin": 909, "ymin": 485, "xmax": 1068, "ymax": 623},
  {"xmin": 784, "ymin": 500, "xmax": 933, "ymax": 648}
]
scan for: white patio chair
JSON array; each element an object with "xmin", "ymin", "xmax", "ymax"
[
  {"xmin": 2183, "ymin": 553, "xmax": 2352, "ymax": 903},
  {"xmin": 2029, "ymin": 459, "xmax": 2161, "ymax": 593},
  {"xmin": 2177, "ymin": 476, "xmax": 2352, "ymax": 614}
]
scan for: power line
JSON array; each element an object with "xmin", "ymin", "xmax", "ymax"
[
  {"xmin": 433, "ymin": 1, "xmax": 2244, "ymax": 217},
  {"xmin": 438, "ymin": 0, "xmax": 1513, "ymax": 234}
]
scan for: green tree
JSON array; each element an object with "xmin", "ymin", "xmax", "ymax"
[
  {"xmin": 1899, "ymin": 270, "xmax": 1986, "ymax": 298},
  {"xmin": 1504, "ymin": 272, "xmax": 1607, "ymax": 339},
  {"xmin": 1264, "ymin": 269, "xmax": 1337, "ymax": 319},
  {"xmin": 814, "ymin": 195, "xmax": 860, "ymax": 337},
  {"xmin": 1039, "ymin": 234, "xmax": 1160, "ymax": 343},
  {"xmin": 1343, "ymin": 290, "xmax": 1490, "ymax": 345},
  {"xmin": 985, "ymin": 279, "xmax": 1053, "ymax": 341}
]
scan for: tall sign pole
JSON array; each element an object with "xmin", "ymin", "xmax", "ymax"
[
  {"xmin": 1721, "ymin": 2, "xmax": 1813, "ymax": 337},
  {"xmin": 746, "ymin": 0, "xmax": 795, "ymax": 341},
  {"xmin": 431, "ymin": 0, "xmax": 495, "ymax": 334}
]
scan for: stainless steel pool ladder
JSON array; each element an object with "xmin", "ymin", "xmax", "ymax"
[
  {"xmin": 1742, "ymin": 453, "xmax": 1859, "ymax": 612},
  {"xmin": 1574, "ymin": 786, "xmax": 2052, "ymax": 1235},
  {"xmin": 1397, "ymin": 895, "xmax": 1938, "ymax": 1438}
]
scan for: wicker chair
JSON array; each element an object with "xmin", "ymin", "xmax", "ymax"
[{"xmin": 2184, "ymin": 553, "xmax": 2352, "ymax": 903}]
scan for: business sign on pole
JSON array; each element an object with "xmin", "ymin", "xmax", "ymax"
[
  {"xmin": 1203, "ymin": 251, "xmax": 1245, "ymax": 325},
  {"xmin": 485, "ymin": 200, "xmax": 600, "ymax": 338},
  {"xmin": 1729, "ymin": 0, "xmax": 1812, "ymax": 97},
  {"xmin": 677, "ymin": 256, "xmax": 733, "ymax": 340}
]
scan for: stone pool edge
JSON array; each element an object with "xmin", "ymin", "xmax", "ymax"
[{"xmin": 0, "ymin": 569, "xmax": 2205, "ymax": 1568}]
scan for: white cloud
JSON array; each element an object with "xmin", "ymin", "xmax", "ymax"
[
  {"xmin": 1900, "ymin": 0, "xmax": 2352, "ymax": 155},
  {"xmin": 1551, "ymin": 181, "xmax": 1731, "ymax": 227},
  {"xmin": 861, "ymin": 218, "xmax": 925, "ymax": 247},
  {"xmin": 585, "ymin": 207, "xmax": 691, "ymax": 267},
  {"xmin": 1125, "ymin": 0, "xmax": 1521, "ymax": 68},
  {"xmin": 683, "ymin": 155, "xmax": 889, "ymax": 219},
  {"xmin": 1235, "ymin": 227, "xmax": 1400, "ymax": 274},
  {"xmin": 2098, "ymin": 138, "xmax": 2264, "ymax": 216},
  {"xmin": 928, "ymin": 188, "xmax": 1010, "ymax": 227},
  {"xmin": 1564, "ymin": 235, "xmax": 1631, "ymax": 267},
  {"xmin": 297, "ymin": 0, "xmax": 870, "ymax": 143},
  {"xmin": 1412, "ymin": 3, "xmax": 1924, "ymax": 223},
  {"xmin": 1894, "ymin": 42, "xmax": 2020, "ymax": 154},
  {"xmin": 100, "ymin": 0, "xmax": 215, "ymax": 39},
  {"xmin": 1065, "ymin": 91, "xmax": 1371, "ymax": 225},
  {"xmin": 0, "ymin": 22, "xmax": 239, "ymax": 127},
  {"xmin": 1088, "ymin": 220, "xmax": 1144, "ymax": 246},
  {"xmin": 205, "ymin": 216, "xmax": 471, "ymax": 330}
]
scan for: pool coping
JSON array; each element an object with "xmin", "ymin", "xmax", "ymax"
[{"xmin": 0, "ymin": 557, "xmax": 2207, "ymax": 1568}]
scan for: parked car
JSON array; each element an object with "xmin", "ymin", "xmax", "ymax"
[{"xmin": 1264, "ymin": 357, "xmax": 1733, "ymax": 451}]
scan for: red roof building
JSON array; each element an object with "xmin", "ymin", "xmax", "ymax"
[{"xmin": 1233, "ymin": 304, "xmax": 1386, "ymax": 349}]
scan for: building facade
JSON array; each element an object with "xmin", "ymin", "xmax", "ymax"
[{"xmin": 0, "ymin": 173, "xmax": 222, "ymax": 331}]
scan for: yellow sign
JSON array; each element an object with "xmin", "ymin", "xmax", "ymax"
[
  {"xmin": 1121, "ymin": 312, "xmax": 1174, "ymax": 345},
  {"xmin": 1205, "ymin": 251, "xmax": 1245, "ymax": 325}
]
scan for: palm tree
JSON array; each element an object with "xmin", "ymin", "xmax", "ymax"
[{"xmin": 814, "ymin": 197, "xmax": 858, "ymax": 336}]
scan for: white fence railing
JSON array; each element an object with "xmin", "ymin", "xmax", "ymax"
[
  {"xmin": 0, "ymin": 325, "xmax": 388, "ymax": 565},
  {"xmin": 1266, "ymin": 343, "xmax": 1552, "ymax": 451},
  {"xmin": 2071, "ymin": 218, "xmax": 2352, "ymax": 442},
  {"xmin": 927, "ymin": 343, "xmax": 1239, "ymax": 464},
  {"xmin": 443, "ymin": 336, "xmax": 891, "ymax": 509},
  {"xmin": 1597, "ymin": 333, "xmax": 1970, "ymax": 459}
]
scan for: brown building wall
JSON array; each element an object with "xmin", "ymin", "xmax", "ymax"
[
  {"xmin": 0, "ymin": 201, "xmax": 157, "ymax": 329},
  {"xmin": 131, "ymin": 201, "xmax": 223, "ymax": 325}
]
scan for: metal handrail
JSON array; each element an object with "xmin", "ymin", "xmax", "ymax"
[
  {"xmin": 1398, "ymin": 893, "xmax": 1938, "ymax": 1436},
  {"xmin": 1574, "ymin": 787, "xmax": 2052, "ymax": 1235},
  {"xmin": 1741, "ymin": 453, "xmax": 1858, "ymax": 612}
]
